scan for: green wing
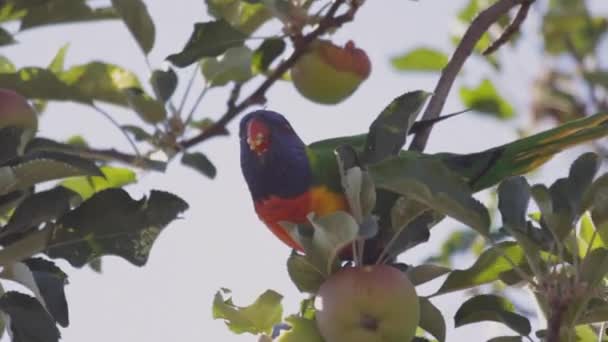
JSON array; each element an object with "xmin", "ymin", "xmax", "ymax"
[
  {"xmin": 307, "ymin": 112, "xmax": 608, "ymax": 193},
  {"xmin": 436, "ymin": 112, "xmax": 608, "ymax": 191}
]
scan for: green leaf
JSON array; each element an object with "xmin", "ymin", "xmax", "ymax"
[
  {"xmin": 121, "ymin": 125, "xmax": 153, "ymax": 142},
  {"xmin": 213, "ymin": 289, "xmax": 283, "ymax": 335},
  {"xmin": 4, "ymin": 258, "xmax": 69, "ymax": 327},
  {"xmin": 48, "ymin": 44, "xmax": 69, "ymax": 74},
  {"xmin": 0, "ymin": 187, "xmax": 78, "ymax": 239},
  {"xmin": 277, "ymin": 315, "xmax": 324, "ymax": 342},
  {"xmin": 201, "ymin": 46, "xmax": 254, "ymax": 86},
  {"xmin": 577, "ymin": 299, "xmax": 608, "ymax": 324},
  {"xmin": 150, "ymin": 68, "xmax": 178, "ymax": 102},
  {"xmin": 580, "ymin": 247, "xmax": 608, "ymax": 291},
  {"xmin": 283, "ymin": 212, "xmax": 358, "ymax": 275},
  {"xmin": 454, "ymin": 294, "xmax": 531, "ymax": 336},
  {"xmin": 434, "ymin": 242, "xmax": 525, "ymax": 295},
  {"xmin": 0, "ymin": 56, "xmax": 16, "ymax": 73},
  {"xmin": 60, "ymin": 166, "xmax": 137, "ymax": 200},
  {"xmin": 363, "ymin": 90, "xmax": 432, "ymax": 164},
  {"xmin": 371, "ymin": 155, "xmax": 490, "ymax": 236},
  {"xmin": 335, "ymin": 147, "xmax": 376, "ymax": 222},
  {"xmin": 542, "ymin": 3, "xmax": 607, "ymax": 56},
  {"xmin": 181, "ymin": 152, "xmax": 217, "ymax": 179},
  {"xmin": 252, "ymin": 38, "xmax": 286, "ymax": 73},
  {"xmin": 168, "ymin": 20, "xmax": 248, "ymax": 67},
  {"xmin": 286, "ymin": 252, "xmax": 325, "ymax": 293},
  {"xmin": 19, "ymin": 0, "xmax": 118, "ymax": 31},
  {"xmin": 585, "ymin": 71, "xmax": 608, "ymax": 91},
  {"xmin": 46, "ymin": 189, "xmax": 188, "ymax": 267},
  {"xmin": 0, "ymin": 26, "xmax": 15, "ymax": 46},
  {"xmin": 391, "ymin": 47, "xmax": 448, "ymax": 72},
  {"xmin": 123, "ymin": 87, "xmax": 167, "ymax": 123},
  {"xmin": 419, "ymin": 297, "xmax": 446, "ymax": 342},
  {"xmin": 460, "ymin": 79, "xmax": 514, "ymax": 119},
  {"xmin": 498, "ymin": 177, "xmax": 531, "ymax": 229},
  {"xmin": 1, "ymin": 151, "xmax": 103, "ymax": 195},
  {"xmin": 59, "ymin": 61, "xmax": 143, "ymax": 106},
  {"xmin": 0, "ymin": 67, "xmax": 89, "ymax": 103},
  {"xmin": 406, "ymin": 264, "xmax": 450, "ymax": 286},
  {"xmin": 0, "ymin": 291, "xmax": 60, "ymax": 342},
  {"xmin": 111, "ymin": 0, "xmax": 155, "ymax": 54},
  {"xmin": 206, "ymin": 0, "xmax": 272, "ymax": 34}
]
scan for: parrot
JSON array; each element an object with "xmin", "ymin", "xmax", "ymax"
[{"xmin": 239, "ymin": 109, "xmax": 608, "ymax": 252}]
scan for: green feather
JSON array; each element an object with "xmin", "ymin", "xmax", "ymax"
[{"xmin": 306, "ymin": 112, "xmax": 608, "ymax": 193}]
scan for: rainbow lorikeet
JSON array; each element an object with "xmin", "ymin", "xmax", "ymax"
[{"xmin": 240, "ymin": 110, "xmax": 608, "ymax": 251}]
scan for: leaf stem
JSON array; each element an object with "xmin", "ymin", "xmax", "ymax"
[{"xmin": 91, "ymin": 104, "xmax": 141, "ymax": 157}]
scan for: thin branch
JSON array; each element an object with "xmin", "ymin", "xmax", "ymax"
[
  {"xmin": 483, "ymin": 0, "xmax": 533, "ymax": 56},
  {"xmin": 178, "ymin": 0, "xmax": 360, "ymax": 150},
  {"xmin": 67, "ymin": 146, "xmax": 167, "ymax": 171},
  {"xmin": 178, "ymin": 63, "xmax": 201, "ymax": 115},
  {"xmin": 91, "ymin": 104, "xmax": 141, "ymax": 157},
  {"xmin": 409, "ymin": 0, "xmax": 533, "ymax": 152},
  {"xmin": 185, "ymin": 84, "xmax": 210, "ymax": 126}
]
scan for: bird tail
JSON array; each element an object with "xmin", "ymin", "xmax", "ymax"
[{"xmin": 440, "ymin": 113, "xmax": 608, "ymax": 191}]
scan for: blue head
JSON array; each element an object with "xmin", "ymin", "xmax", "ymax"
[{"xmin": 239, "ymin": 110, "xmax": 312, "ymax": 200}]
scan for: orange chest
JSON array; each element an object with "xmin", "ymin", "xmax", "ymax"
[{"xmin": 254, "ymin": 186, "xmax": 349, "ymax": 250}]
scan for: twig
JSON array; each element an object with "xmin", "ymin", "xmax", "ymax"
[
  {"xmin": 409, "ymin": 0, "xmax": 533, "ymax": 152},
  {"xmin": 178, "ymin": 0, "xmax": 360, "ymax": 150},
  {"xmin": 185, "ymin": 84, "xmax": 210, "ymax": 126},
  {"xmin": 69, "ymin": 146, "xmax": 166, "ymax": 171},
  {"xmin": 91, "ymin": 104, "xmax": 141, "ymax": 157},
  {"xmin": 483, "ymin": 0, "xmax": 533, "ymax": 56},
  {"xmin": 178, "ymin": 63, "xmax": 201, "ymax": 115}
]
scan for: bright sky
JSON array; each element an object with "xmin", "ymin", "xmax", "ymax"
[{"xmin": 3, "ymin": 0, "xmax": 608, "ymax": 341}]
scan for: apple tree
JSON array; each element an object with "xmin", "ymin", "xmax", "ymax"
[{"xmin": 0, "ymin": 0, "xmax": 607, "ymax": 342}]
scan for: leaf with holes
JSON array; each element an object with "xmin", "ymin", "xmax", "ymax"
[{"xmin": 46, "ymin": 189, "xmax": 188, "ymax": 267}]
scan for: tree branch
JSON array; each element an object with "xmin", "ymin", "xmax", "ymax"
[
  {"xmin": 178, "ymin": 0, "xmax": 361, "ymax": 150},
  {"xmin": 483, "ymin": 0, "xmax": 533, "ymax": 56},
  {"xmin": 409, "ymin": 0, "xmax": 533, "ymax": 152}
]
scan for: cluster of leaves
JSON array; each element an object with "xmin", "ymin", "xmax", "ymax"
[{"xmin": 0, "ymin": 122, "xmax": 188, "ymax": 341}]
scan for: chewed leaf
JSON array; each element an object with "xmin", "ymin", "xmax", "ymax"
[{"xmin": 46, "ymin": 189, "xmax": 188, "ymax": 267}]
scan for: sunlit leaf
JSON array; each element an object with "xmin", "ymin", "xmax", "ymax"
[
  {"xmin": 213, "ymin": 289, "xmax": 283, "ymax": 335},
  {"xmin": 60, "ymin": 166, "xmax": 137, "ymax": 200}
]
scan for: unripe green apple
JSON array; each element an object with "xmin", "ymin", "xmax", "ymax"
[
  {"xmin": 315, "ymin": 264, "xmax": 419, "ymax": 342},
  {"xmin": 291, "ymin": 40, "xmax": 371, "ymax": 105},
  {"xmin": 0, "ymin": 88, "xmax": 38, "ymax": 146}
]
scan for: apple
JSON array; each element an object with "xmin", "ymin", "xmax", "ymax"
[
  {"xmin": 0, "ymin": 88, "xmax": 38, "ymax": 147},
  {"xmin": 315, "ymin": 264, "xmax": 419, "ymax": 342},
  {"xmin": 291, "ymin": 40, "xmax": 371, "ymax": 105}
]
